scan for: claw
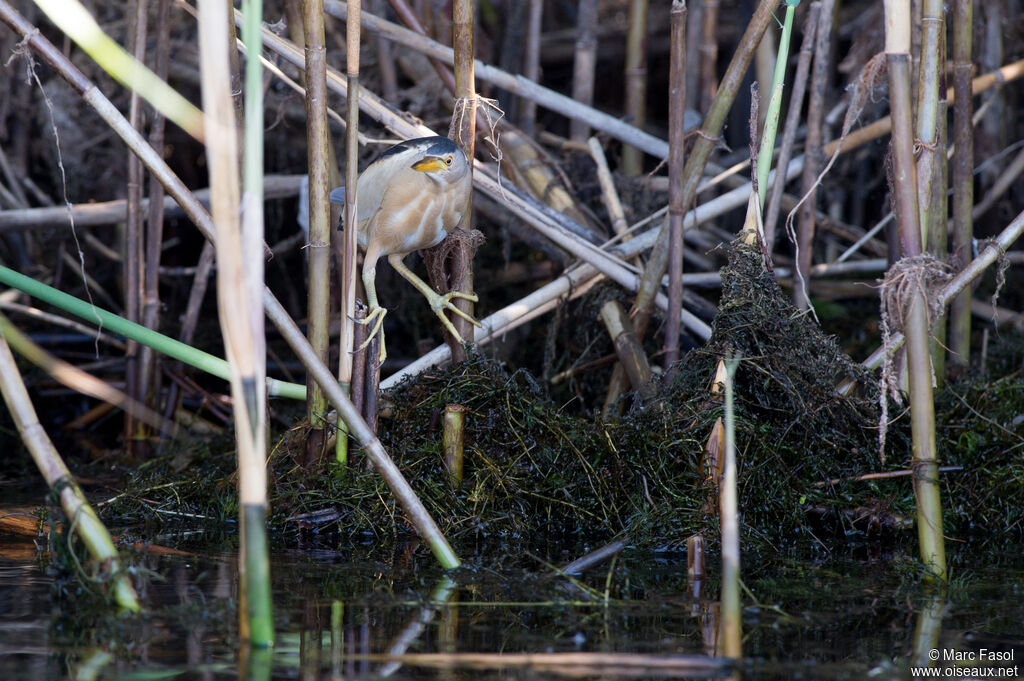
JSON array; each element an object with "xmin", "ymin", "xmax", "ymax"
[
  {"xmin": 352, "ymin": 305, "xmax": 387, "ymax": 365},
  {"xmin": 428, "ymin": 290, "xmax": 483, "ymax": 332}
]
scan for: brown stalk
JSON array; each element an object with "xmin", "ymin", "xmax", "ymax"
[
  {"xmin": 664, "ymin": 0, "xmax": 687, "ymax": 368},
  {"xmin": 369, "ymin": 0, "xmax": 398, "ymax": 101},
  {"xmin": 569, "ymin": 0, "xmax": 598, "ymax": 142},
  {"xmin": 124, "ymin": 0, "xmax": 149, "ymax": 457},
  {"xmin": 698, "ymin": 0, "xmax": 720, "ymax": 113},
  {"xmin": 763, "ymin": 2, "xmax": 820, "ymax": 252},
  {"xmin": 139, "ymin": 0, "xmax": 171, "ymax": 448},
  {"xmin": 948, "ymin": 0, "xmax": 974, "ymax": 369},
  {"xmin": 338, "ymin": 0, "xmax": 362, "ymax": 465},
  {"xmin": 622, "ymin": 0, "xmax": 649, "ymax": 175},
  {"xmin": 303, "ymin": 0, "xmax": 332, "ymax": 466},
  {"xmin": 163, "ymin": 240, "xmax": 216, "ymax": 425},
  {"xmin": 794, "ymin": 0, "xmax": 835, "ymax": 310},
  {"xmin": 445, "ymin": 0, "xmax": 477, "ymax": 362}
]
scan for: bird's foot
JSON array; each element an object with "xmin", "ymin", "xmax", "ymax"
[
  {"xmin": 353, "ymin": 305, "xmax": 387, "ymax": 365},
  {"xmin": 427, "ymin": 290, "xmax": 483, "ymax": 343}
]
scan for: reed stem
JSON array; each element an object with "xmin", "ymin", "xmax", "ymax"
[
  {"xmin": 664, "ymin": 0, "xmax": 687, "ymax": 368},
  {"xmin": 794, "ymin": 0, "xmax": 833, "ymax": 309},
  {"xmin": 883, "ymin": 0, "xmax": 946, "ymax": 583},
  {"xmin": 337, "ymin": 0, "xmax": 362, "ymax": 465},
  {"xmin": 302, "ymin": 0, "xmax": 332, "ymax": 465},
  {"xmin": 622, "ymin": 0, "xmax": 649, "ymax": 175},
  {"xmin": 569, "ymin": 0, "xmax": 598, "ymax": 142},
  {"xmin": 949, "ymin": 0, "xmax": 974, "ymax": 369},
  {"xmin": 447, "ymin": 0, "xmax": 477, "ymax": 360},
  {"xmin": 719, "ymin": 354, "xmax": 741, "ymax": 659}
]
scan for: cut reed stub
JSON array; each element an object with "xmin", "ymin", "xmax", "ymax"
[{"xmin": 443, "ymin": 404, "xmax": 467, "ymax": 486}]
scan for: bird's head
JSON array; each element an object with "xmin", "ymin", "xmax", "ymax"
[{"xmin": 406, "ymin": 137, "xmax": 469, "ymax": 182}]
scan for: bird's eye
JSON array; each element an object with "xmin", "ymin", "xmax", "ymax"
[{"xmin": 444, "ymin": 156, "xmax": 453, "ymax": 166}]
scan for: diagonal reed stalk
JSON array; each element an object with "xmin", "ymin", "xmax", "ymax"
[
  {"xmin": 883, "ymin": 0, "xmax": 946, "ymax": 583},
  {"xmin": 337, "ymin": 0, "xmax": 362, "ymax": 465},
  {"xmin": 0, "ymin": 265, "xmax": 305, "ymax": 400},
  {"xmin": 0, "ymin": 333, "xmax": 141, "ymax": 613}
]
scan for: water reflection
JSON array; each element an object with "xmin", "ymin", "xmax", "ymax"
[{"xmin": 1, "ymin": 538, "xmax": 1022, "ymax": 680}]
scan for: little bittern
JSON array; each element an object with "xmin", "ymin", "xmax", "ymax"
[{"xmin": 330, "ymin": 136, "xmax": 481, "ymax": 363}]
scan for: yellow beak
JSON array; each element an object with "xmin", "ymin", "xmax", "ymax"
[{"xmin": 411, "ymin": 156, "xmax": 447, "ymax": 172}]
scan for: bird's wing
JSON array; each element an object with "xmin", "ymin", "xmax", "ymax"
[{"xmin": 354, "ymin": 156, "xmax": 397, "ymax": 224}]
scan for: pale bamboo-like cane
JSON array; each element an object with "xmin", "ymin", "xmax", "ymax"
[
  {"xmin": 302, "ymin": 0, "xmax": 332, "ymax": 464},
  {"xmin": 883, "ymin": 0, "xmax": 946, "ymax": 583},
  {"xmin": 199, "ymin": 0, "xmax": 273, "ymax": 642}
]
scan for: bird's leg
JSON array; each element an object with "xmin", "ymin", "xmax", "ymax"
[
  {"xmin": 354, "ymin": 263, "xmax": 387, "ymax": 364},
  {"xmin": 388, "ymin": 253, "xmax": 482, "ymax": 344}
]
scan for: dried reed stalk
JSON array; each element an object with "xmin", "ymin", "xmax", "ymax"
[
  {"xmin": 520, "ymin": 0, "xmax": 542, "ymax": 135},
  {"xmin": 948, "ymin": 0, "xmax": 974, "ymax": 368},
  {"xmin": 140, "ymin": 0, "xmax": 172, "ymax": 446},
  {"xmin": 698, "ymin": 0, "xmax": 720, "ymax": 113},
  {"xmin": 302, "ymin": 0, "xmax": 332, "ymax": 465},
  {"xmin": 199, "ymin": 0, "xmax": 273, "ymax": 641},
  {"xmin": 622, "ymin": 0, "xmax": 649, "ymax": 175},
  {"xmin": 569, "ymin": 0, "xmax": 598, "ymax": 142},
  {"xmin": 124, "ymin": 0, "xmax": 148, "ymax": 457},
  {"xmin": 719, "ymin": 355, "xmax": 741, "ymax": 658},
  {"xmin": 337, "ymin": 0, "xmax": 362, "ymax": 465},
  {"xmin": 794, "ymin": 0, "xmax": 834, "ymax": 310},
  {"xmin": 664, "ymin": 0, "xmax": 687, "ymax": 367},
  {"xmin": 882, "ymin": 0, "xmax": 945, "ymax": 582},
  {"xmin": 763, "ymin": 2, "xmax": 820, "ymax": 251},
  {"xmin": 445, "ymin": 0, "xmax": 477, "ymax": 361}
]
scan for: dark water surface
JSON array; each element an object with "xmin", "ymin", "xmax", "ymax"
[{"xmin": 1, "ymin": 536, "xmax": 1021, "ymax": 680}]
